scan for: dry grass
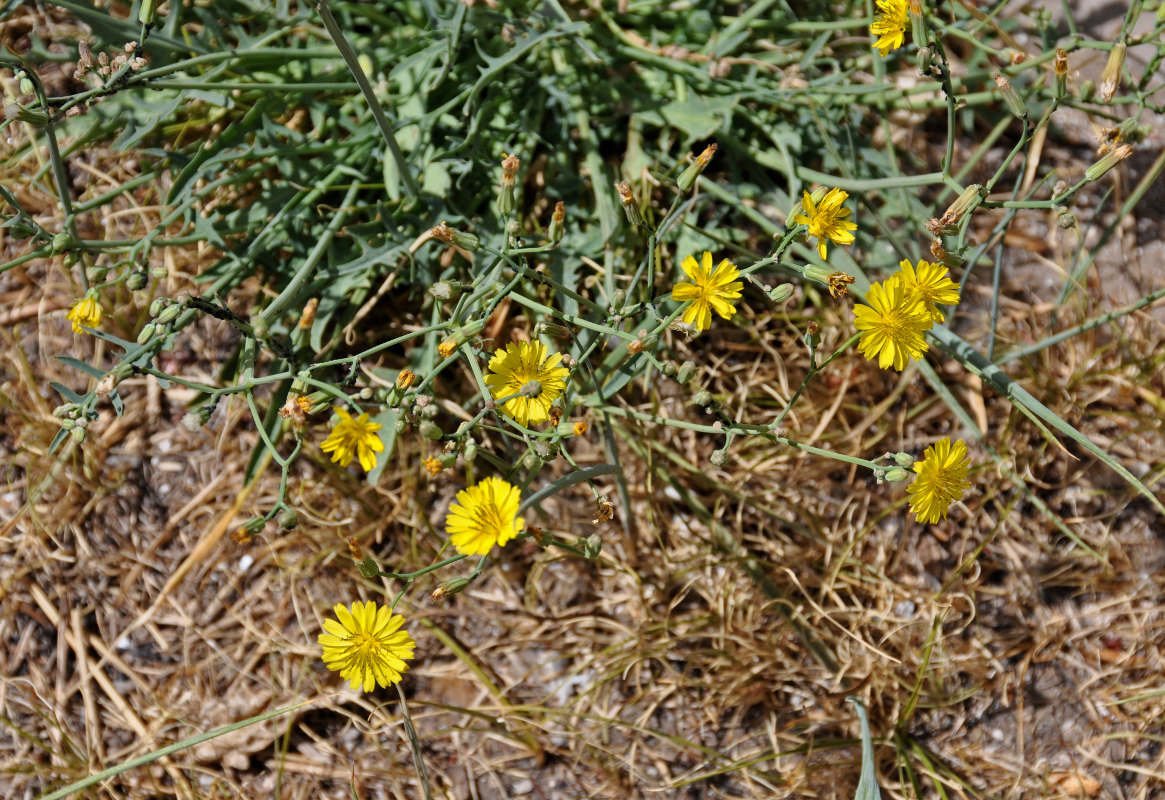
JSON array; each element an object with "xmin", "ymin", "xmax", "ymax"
[{"xmin": 3, "ymin": 12, "xmax": 1165, "ymax": 800}]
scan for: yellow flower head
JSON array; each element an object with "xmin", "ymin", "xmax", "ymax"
[
  {"xmin": 871, "ymin": 0, "xmax": 909, "ymax": 57},
  {"xmin": 906, "ymin": 438, "xmax": 971, "ymax": 523},
  {"xmin": 66, "ymin": 294, "xmax": 102, "ymax": 334},
  {"xmin": 320, "ymin": 407, "xmax": 384, "ymax": 472},
  {"xmin": 484, "ymin": 341, "xmax": 569, "ymax": 427},
  {"xmin": 852, "ymin": 273, "xmax": 932, "ymax": 371},
  {"xmin": 319, "ymin": 600, "xmax": 416, "ymax": 692},
  {"xmin": 670, "ymin": 251, "xmax": 743, "ymax": 331},
  {"xmin": 898, "ymin": 259, "xmax": 960, "ymax": 323},
  {"xmin": 793, "ymin": 188, "xmax": 857, "ymax": 261},
  {"xmin": 423, "ymin": 456, "xmax": 442, "ymax": 476},
  {"xmin": 446, "ymin": 475, "xmax": 525, "ymax": 556}
]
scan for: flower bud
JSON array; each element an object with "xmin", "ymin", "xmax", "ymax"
[
  {"xmin": 709, "ymin": 449, "xmax": 727, "ymax": 467},
  {"xmin": 462, "ymin": 439, "xmax": 477, "ymax": 464},
  {"xmin": 1099, "ymin": 41, "xmax": 1125, "ymax": 103},
  {"xmin": 139, "ymin": 0, "xmax": 156, "ymax": 25},
  {"xmin": 769, "ymin": 283, "xmax": 795, "ymax": 304},
  {"xmin": 676, "ymin": 143, "xmax": 717, "ymax": 191},
  {"xmin": 155, "ymin": 304, "xmax": 181, "ymax": 325},
  {"xmin": 676, "ymin": 361, "xmax": 697, "ymax": 384},
  {"xmin": 884, "ymin": 467, "xmax": 910, "ymax": 483},
  {"xmin": 182, "ymin": 406, "xmax": 213, "ymax": 430},
  {"xmin": 993, "ymin": 72, "xmax": 1027, "ymax": 120},
  {"xmin": 51, "ymin": 231, "xmax": 73, "ymax": 253},
  {"xmin": 358, "ymin": 556, "xmax": 381, "ymax": 579},
  {"xmin": 126, "ymin": 269, "xmax": 148, "ymax": 291},
  {"xmin": 909, "ymin": 0, "xmax": 927, "ymax": 47},
  {"xmin": 522, "ymin": 451, "xmax": 542, "ymax": 472},
  {"xmin": 278, "ymin": 508, "xmax": 300, "ymax": 530},
  {"xmin": 580, "ymin": 534, "xmax": 602, "ymax": 559},
  {"xmin": 71, "ymin": 426, "xmax": 87, "ymax": 443},
  {"xmin": 661, "ymin": 361, "xmax": 678, "ymax": 377},
  {"xmin": 893, "ymin": 452, "xmax": 916, "ymax": 467},
  {"xmin": 805, "ymin": 320, "xmax": 821, "ymax": 349},
  {"xmin": 431, "ymin": 222, "xmax": 480, "ymax": 252},
  {"xmin": 149, "ymin": 298, "xmax": 169, "ymax": 317},
  {"xmin": 251, "ymin": 317, "xmax": 269, "ymax": 340},
  {"xmin": 430, "ymin": 577, "xmax": 469, "ymax": 603},
  {"xmin": 419, "ymin": 420, "xmax": 444, "ymax": 440},
  {"xmin": 397, "ymin": 369, "xmax": 416, "ymax": 390},
  {"xmin": 136, "ymin": 323, "xmax": 157, "ymax": 345},
  {"xmin": 693, "ymin": 390, "xmax": 714, "ymax": 408}
]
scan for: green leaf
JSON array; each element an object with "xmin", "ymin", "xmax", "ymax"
[
  {"xmin": 50, "ymin": 382, "xmax": 87, "ymax": 405},
  {"xmin": 847, "ymin": 697, "xmax": 882, "ymax": 800},
  {"xmin": 56, "ymin": 355, "xmax": 105, "ymax": 380}
]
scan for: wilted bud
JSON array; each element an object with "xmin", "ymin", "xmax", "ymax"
[
  {"xmin": 1099, "ymin": 41, "xmax": 1125, "ymax": 103},
  {"xmin": 802, "ymin": 320, "xmax": 820, "ymax": 349},
  {"xmin": 1085, "ymin": 143, "xmax": 1132, "ymax": 182},
  {"xmin": 298, "ymin": 297, "xmax": 318, "ymax": 329},
  {"xmin": 1054, "ymin": 49, "xmax": 1068, "ymax": 97},
  {"xmin": 677, "ymin": 143, "xmax": 717, "ymax": 191},
  {"xmin": 627, "ymin": 335, "xmax": 657, "ymax": 354},
  {"xmin": 430, "ymin": 577, "xmax": 469, "ymax": 603},
  {"xmin": 693, "ymin": 390, "xmax": 714, "ymax": 408},
  {"xmin": 769, "ymin": 283, "xmax": 795, "ymax": 304},
  {"xmin": 1057, "ymin": 209, "xmax": 1078, "ymax": 229},
  {"xmin": 497, "ymin": 152, "xmax": 520, "ymax": 217},
  {"xmin": 709, "ymin": 449, "xmax": 727, "ymax": 467},
  {"xmin": 532, "ymin": 440, "xmax": 555, "ymax": 461},
  {"xmin": 533, "ymin": 320, "xmax": 571, "ymax": 339},
  {"xmin": 661, "ymin": 361, "xmax": 678, "ymax": 377},
  {"xmin": 431, "ymin": 221, "xmax": 480, "ymax": 252},
  {"xmin": 993, "ymin": 72, "xmax": 1027, "ymax": 120},
  {"xmin": 616, "ymin": 181, "xmax": 643, "ymax": 226},
  {"xmin": 916, "ymin": 46, "xmax": 933, "ymax": 77},
  {"xmin": 909, "ymin": 0, "xmax": 927, "ymax": 49},
  {"xmin": 927, "ymin": 183, "xmax": 984, "ymax": 236},
  {"xmin": 547, "ymin": 201, "xmax": 565, "ymax": 244},
  {"xmin": 182, "ymin": 405, "xmax": 213, "ymax": 430},
  {"xmin": 397, "ymin": 369, "xmax": 416, "ymax": 390},
  {"xmin": 580, "ymin": 534, "xmax": 603, "ymax": 559}
]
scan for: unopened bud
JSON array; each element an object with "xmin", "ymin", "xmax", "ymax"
[
  {"xmin": 70, "ymin": 426, "xmax": 86, "ymax": 444},
  {"xmin": 155, "ymin": 304, "xmax": 181, "ymax": 325},
  {"xmin": 51, "ymin": 231, "xmax": 73, "ymax": 253},
  {"xmin": 182, "ymin": 406, "xmax": 213, "ymax": 430},
  {"xmin": 709, "ymin": 449, "xmax": 727, "ymax": 467},
  {"xmin": 278, "ymin": 508, "xmax": 300, "ymax": 530},
  {"xmin": 1099, "ymin": 41, "xmax": 1125, "ymax": 103},
  {"xmin": 138, "ymin": 0, "xmax": 156, "ymax": 25},
  {"xmin": 126, "ymin": 269, "xmax": 148, "ymax": 291},
  {"xmin": 661, "ymin": 361, "xmax": 678, "ymax": 378},
  {"xmin": 358, "ymin": 556, "xmax": 381, "ymax": 579},
  {"xmin": 693, "ymin": 390, "xmax": 714, "ymax": 408},
  {"xmin": 462, "ymin": 439, "xmax": 477, "ymax": 464},
  {"xmin": 893, "ymin": 452, "xmax": 916, "ymax": 467},
  {"xmin": 676, "ymin": 361, "xmax": 697, "ymax": 384},
  {"xmin": 419, "ymin": 420, "xmax": 443, "ymax": 440},
  {"xmin": 909, "ymin": 0, "xmax": 926, "ymax": 47},
  {"xmin": 136, "ymin": 323, "xmax": 157, "ymax": 344},
  {"xmin": 769, "ymin": 283, "xmax": 795, "ymax": 304},
  {"xmin": 676, "ymin": 143, "xmax": 717, "ymax": 191},
  {"xmin": 884, "ymin": 467, "xmax": 909, "ymax": 483},
  {"xmin": 522, "ymin": 451, "xmax": 542, "ymax": 472}
]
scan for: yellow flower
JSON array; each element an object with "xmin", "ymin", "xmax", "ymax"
[
  {"xmin": 793, "ymin": 188, "xmax": 857, "ymax": 260},
  {"xmin": 670, "ymin": 251, "xmax": 743, "ymax": 331},
  {"xmin": 484, "ymin": 340, "xmax": 569, "ymax": 427},
  {"xmin": 321, "ymin": 407, "xmax": 384, "ymax": 472},
  {"xmin": 438, "ymin": 340, "xmax": 457, "ymax": 358},
  {"xmin": 397, "ymin": 368, "xmax": 416, "ymax": 389},
  {"xmin": 319, "ymin": 600, "xmax": 416, "ymax": 692},
  {"xmin": 852, "ymin": 274, "xmax": 932, "ymax": 371},
  {"xmin": 66, "ymin": 294, "xmax": 102, "ymax": 334},
  {"xmin": 871, "ymin": 0, "xmax": 909, "ymax": 57},
  {"xmin": 446, "ymin": 476, "xmax": 525, "ymax": 556},
  {"xmin": 906, "ymin": 438, "xmax": 971, "ymax": 523},
  {"xmin": 897, "ymin": 259, "xmax": 960, "ymax": 323},
  {"xmin": 422, "ymin": 456, "xmax": 442, "ymax": 476}
]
